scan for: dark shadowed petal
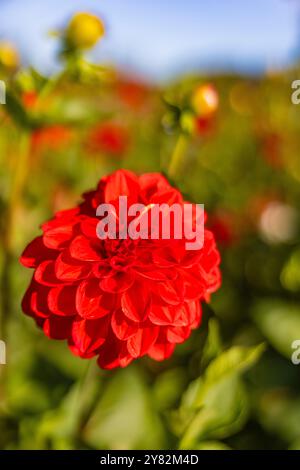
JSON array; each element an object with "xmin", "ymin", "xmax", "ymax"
[
  {"xmin": 34, "ymin": 260, "xmax": 61, "ymax": 286},
  {"xmin": 43, "ymin": 315, "xmax": 73, "ymax": 339},
  {"xmin": 97, "ymin": 332, "xmax": 132, "ymax": 369},
  {"xmin": 22, "ymin": 281, "xmax": 51, "ymax": 318},
  {"xmin": 20, "ymin": 236, "xmax": 57, "ymax": 268},
  {"xmin": 47, "ymin": 285, "xmax": 77, "ymax": 316}
]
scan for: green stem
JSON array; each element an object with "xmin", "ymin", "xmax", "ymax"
[
  {"xmin": 167, "ymin": 133, "xmax": 188, "ymax": 180},
  {"xmin": 73, "ymin": 361, "xmax": 106, "ymax": 442}
]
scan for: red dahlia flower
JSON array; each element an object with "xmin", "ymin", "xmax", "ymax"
[
  {"xmin": 20, "ymin": 170, "xmax": 221, "ymax": 369},
  {"xmin": 87, "ymin": 122, "xmax": 129, "ymax": 156},
  {"xmin": 22, "ymin": 90, "xmax": 38, "ymax": 109},
  {"xmin": 31, "ymin": 125, "xmax": 72, "ymax": 153}
]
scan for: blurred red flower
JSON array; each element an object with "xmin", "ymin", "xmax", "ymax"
[
  {"xmin": 20, "ymin": 170, "xmax": 221, "ymax": 369},
  {"xmin": 195, "ymin": 116, "xmax": 216, "ymax": 137},
  {"xmin": 209, "ymin": 211, "xmax": 238, "ymax": 247},
  {"xmin": 22, "ymin": 91, "xmax": 38, "ymax": 109},
  {"xmin": 117, "ymin": 78, "xmax": 149, "ymax": 110},
  {"xmin": 31, "ymin": 125, "xmax": 72, "ymax": 153},
  {"xmin": 87, "ymin": 122, "xmax": 130, "ymax": 156},
  {"xmin": 260, "ymin": 132, "xmax": 283, "ymax": 168}
]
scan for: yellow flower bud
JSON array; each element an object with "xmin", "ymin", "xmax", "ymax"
[
  {"xmin": 0, "ymin": 42, "xmax": 19, "ymax": 70},
  {"xmin": 66, "ymin": 12, "xmax": 105, "ymax": 49},
  {"xmin": 191, "ymin": 84, "xmax": 218, "ymax": 117}
]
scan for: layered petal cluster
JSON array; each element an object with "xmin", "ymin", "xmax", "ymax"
[{"xmin": 20, "ymin": 170, "xmax": 221, "ymax": 369}]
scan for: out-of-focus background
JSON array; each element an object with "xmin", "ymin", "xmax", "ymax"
[{"xmin": 1, "ymin": 0, "xmax": 300, "ymax": 450}]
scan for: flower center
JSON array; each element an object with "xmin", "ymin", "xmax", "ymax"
[{"xmin": 103, "ymin": 238, "xmax": 137, "ymax": 271}]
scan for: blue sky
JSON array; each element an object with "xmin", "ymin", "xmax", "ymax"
[{"xmin": 0, "ymin": 0, "xmax": 299, "ymax": 80}]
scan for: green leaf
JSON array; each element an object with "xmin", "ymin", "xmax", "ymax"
[
  {"xmin": 178, "ymin": 344, "xmax": 265, "ymax": 448},
  {"xmin": 256, "ymin": 390, "xmax": 300, "ymax": 445},
  {"xmin": 251, "ymin": 299, "xmax": 300, "ymax": 359},
  {"xmin": 153, "ymin": 367, "xmax": 187, "ymax": 411},
  {"xmin": 195, "ymin": 440, "xmax": 231, "ymax": 450},
  {"xmin": 5, "ymin": 91, "xmax": 33, "ymax": 129},
  {"xmin": 201, "ymin": 318, "xmax": 223, "ymax": 368},
  {"xmin": 179, "ymin": 377, "xmax": 249, "ymax": 448},
  {"xmin": 83, "ymin": 366, "xmax": 167, "ymax": 450},
  {"xmin": 201, "ymin": 344, "xmax": 265, "ymax": 393},
  {"xmin": 280, "ymin": 248, "xmax": 300, "ymax": 292}
]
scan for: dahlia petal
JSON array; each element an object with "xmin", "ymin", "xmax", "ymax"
[
  {"xmin": 135, "ymin": 267, "xmax": 176, "ymax": 281},
  {"xmin": 150, "ymin": 188, "xmax": 183, "ymax": 205},
  {"xmin": 167, "ymin": 325, "xmax": 190, "ymax": 343},
  {"xmin": 166, "ymin": 240, "xmax": 187, "ymax": 263},
  {"xmin": 139, "ymin": 173, "xmax": 171, "ymax": 202},
  {"xmin": 188, "ymin": 301, "xmax": 202, "ymax": 329},
  {"xmin": 76, "ymin": 279, "xmax": 114, "ymax": 319},
  {"xmin": 148, "ymin": 303, "xmax": 184, "ymax": 326},
  {"xmin": 80, "ymin": 217, "xmax": 99, "ymax": 239},
  {"xmin": 97, "ymin": 334, "xmax": 132, "ymax": 369},
  {"xmin": 180, "ymin": 269, "xmax": 205, "ymax": 301},
  {"xmin": 69, "ymin": 235, "xmax": 102, "ymax": 262},
  {"xmin": 111, "ymin": 309, "xmax": 139, "ymax": 340},
  {"xmin": 55, "ymin": 208, "xmax": 79, "ymax": 219},
  {"xmin": 43, "ymin": 315, "xmax": 73, "ymax": 340},
  {"xmin": 31, "ymin": 288, "xmax": 52, "ymax": 318},
  {"xmin": 203, "ymin": 248, "xmax": 221, "ymax": 271},
  {"xmin": 34, "ymin": 260, "xmax": 61, "ymax": 286},
  {"xmin": 68, "ymin": 343, "xmax": 95, "ymax": 359},
  {"xmin": 147, "ymin": 342, "xmax": 175, "ymax": 361},
  {"xmin": 127, "ymin": 325, "xmax": 159, "ymax": 358},
  {"xmin": 71, "ymin": 317, "xmax": 109, "ymax": 355},
  {"xmin": 22, "ymin": 282, "xmax": 51, "ymax": 318},
  {"xmin": 121, "ymin": 283, "xmax": 150, "ymax": 322},
  {"xmin": 21, "ymin": 283, "xmax": 36, "ymax": 317},
  {"xmin": 156, "ymin": 280, "xmax": 183, "ymax": 305},
  {"xmin": 55, "ymin": 251, "xmax": 90, "ymax": 281},
  {"xmin": 180, "ymin": 250, "xmax": 202, "ymax": 268},
  {"xmin": 41, "ymin": 208, "xmax": 79, "ymax": 231},
  {"xmin": 47, "ymin": 285, "xmax": 77, "ymax": 316},
  {"xmin": 100, "ymin": 271, "xmax": 134, "ymax": 293},
  {"xmin": 169, "ymin": 303, "xmax": 191, "ymax": 327},
  {"xmin": 104, "ymin": 169, "xmax": 140, "ymax": 204},
  {"xmin": 20, "ymin": 236, "xmax": 56, "ymax": 268},
  {"xmin": 152, "ymin": 247, "xmax": 177, "ymax": 267},
  {"xmin": 206, "ymin": 267, "xmax": 222, "ymax": 294},
  {"xmin": 43, "ymin": 224, "xmax": 75, "ymax": 250}
]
